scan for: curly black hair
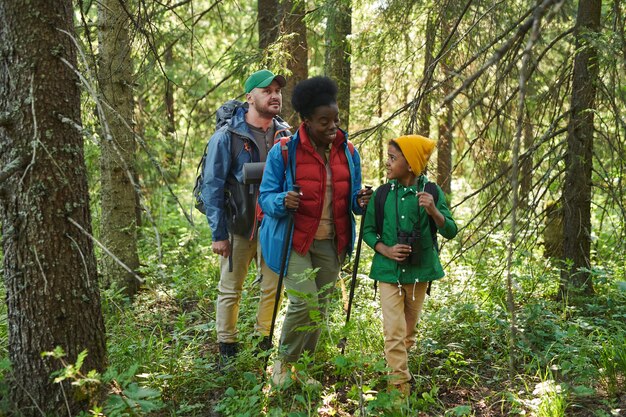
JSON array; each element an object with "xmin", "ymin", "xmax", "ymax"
[{"xmin": 291, "ymin": 76, "xmax": 338, "ymax": 119}]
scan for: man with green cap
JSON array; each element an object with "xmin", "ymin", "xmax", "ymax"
[{"xmin": 199, "ymin": 69, "xmax": 290, "ymax": 368}]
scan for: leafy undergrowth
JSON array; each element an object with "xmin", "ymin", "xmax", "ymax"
[
  {"xmin": 106, "ymin": 209, "xmax": 626, "ymax": 416},
  {"xmin": 2, "ymin": 199, "xmax": 625, "ymax": 416},
  {"xmin": 92, "ymin": 255, "xmax": 626, "ymax": 416}
]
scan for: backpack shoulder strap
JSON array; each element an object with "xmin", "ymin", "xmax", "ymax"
[
  {"xmin": 423, "ymin": 181, "xmax": 440, "ymax": 296},
  {"xmin": 374, "ymin": 183, "xmax": 392, "ymax": 237},
  {"xmin": 424, "ymin": 181, "xmax": 439, "ymax": 251},
  {"xmin": 277, "ymin": 136, "xmax": 290, "ymax": 166},
  {"xmin": 346, "ymin": 140, "xmax": 355, "ymax": 156}
]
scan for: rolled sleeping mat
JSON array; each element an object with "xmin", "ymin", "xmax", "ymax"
[{"xmin": 242, "ymin": 162, "xmax": 266, "ymax": 184}]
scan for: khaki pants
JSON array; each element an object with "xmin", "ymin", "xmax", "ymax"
[
  {"xmin": 216, "ymin": 234, "xmax": 280, "ymax": 343},
  {"xmin": 278, "ymin": 239, "xmax": 343, "ymax": 363},
  {"xmin": 379, "ymin": 281, "xmax": 428, "ymax": 385}
]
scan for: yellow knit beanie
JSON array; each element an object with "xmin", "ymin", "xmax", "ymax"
[{"xmin": 393, "ymin": 134, "xmax": 437, "ymax": 175}]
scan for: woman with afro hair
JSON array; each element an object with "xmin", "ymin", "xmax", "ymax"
[{"xmin": 258, "ymin": 76, "xmax": 372, "ymax": 387}]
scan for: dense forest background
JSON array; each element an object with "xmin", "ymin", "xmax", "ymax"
[{"xmin": 0, "ymin": 0, "xmax": 625, "ymax": 415}]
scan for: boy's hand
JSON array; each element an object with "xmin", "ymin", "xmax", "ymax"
[
  {"xmin": 417, "ymin": 191, "xmax": 437, "ymax": 216},
  {"xmin": 375, "ymin": 242, "xmax": 412, "ymax": 262},
  {"xmin": 418, "ymin": 191, "xmax": 446, "ymax": 227}
]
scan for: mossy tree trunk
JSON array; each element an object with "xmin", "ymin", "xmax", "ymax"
[
  {"xmin": 324, "ymin": 0, "xmax": 351, "ymax": 130},
  {"xmin": 279, "ymin": 0, "xmax": 308, "ymax": 128},
  {"xmin": 97, "ymin": 0, "xmax": 141, "ymax": 297},
  {"xmin": 259, "ymin": 0, "xmax": 280, "ymax": 50},
  {"xmin": 560, "ymin": 0, "xmax": 602, "ymax": 296},
  {"xmin": 418, "ymin": 11, "xmax": 435, "ymax": 139},
  {"xmin": 437, "ymin": 19, "xmax": 453, "ymax": 194},
  {"xmin": 0, "ymin": 0, "xmax": 107, "ymax": 413}
]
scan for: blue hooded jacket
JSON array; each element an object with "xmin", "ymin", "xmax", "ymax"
[{"xmin": 200, "ymin": 106, "xmax": 290, "ymax": 241}]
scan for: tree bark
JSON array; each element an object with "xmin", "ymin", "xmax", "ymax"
[
  {"xmin": 279, "ymin": 0, "xmax": 308, "ymax": 128},
  {"xmin": 97, "ymin": 0, "xmax": 141, "ymax": 297},
  {"xmin": 259, "ymin": 0, "xmax": 280, "ymax": 50},
  {"xmin": 560, "ymin": 0, "xmax": 602, "ymax": 296},
  {"xmin": 519, "ymin": 111, "xmax": 533, "ymax": 207},
  {"xmin": 418, "ymin": 11, "xmax": 435, "ymax": 138},
  {"xmin": 0, "ymin": 0, "xmax": 107, "ymax": 413},
  {"xmin": 437, "ymin": 20, "xmax": 453, "ymax": 194},
  {"xmin": 324, "ymin": 0, "xmax": 352, "ymax": 130}
]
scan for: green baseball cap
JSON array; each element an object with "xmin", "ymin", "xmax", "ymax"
[{"xmin": 244, "ymin": 69, "xmax": 286, "ymax": 94}]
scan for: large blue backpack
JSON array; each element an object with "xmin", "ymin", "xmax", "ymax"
[
  {"xmin": 192, "ymin": 100, "xmax": 246, "ymax": 214},
  {"xmin": 373, "ymin": 181, "xmax": 440, "ymax": 250}
]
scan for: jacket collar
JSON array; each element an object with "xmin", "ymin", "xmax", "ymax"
[
  {"xmin": 296, "ymin": 122, "xmax": 348, "ymax": 152},
  {"xmin": 228, "ymin": 107, "xmax": 291, "ymax": 138}
]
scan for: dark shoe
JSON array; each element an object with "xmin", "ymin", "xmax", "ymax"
[
  {"xmin": 258, "ymin": 336, "xmax": 272, "ymax": 352},
  {"xmin": 218, "ymin": 342, "xmax": 239, "ymax": 372}
]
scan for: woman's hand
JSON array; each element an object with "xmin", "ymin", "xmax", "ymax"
[
  {"xmin": 284, "ymin": 190, "xmax": 301, "ymax": 211},
  {"xmin": 357, "ymin": 187, "xmax": 373, "ymax": 208}
]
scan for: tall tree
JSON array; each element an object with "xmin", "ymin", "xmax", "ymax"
[
  {"xmin": 324, "ymin": 0, "xmax": 352, "ymax": 130},
  {"xmin": 418, "ymin": 11, "xmax": 436, "ymax": 139},
  {"xmin": 164, "ymin": 43, "xmax": 177, "ymax": 177},
  {"xmin": 437, "ymin": 18, "xmax": 453, "ymax": 194},
  {"xmin": 560, "ymin": 0, "xmax": 602, "ymax": 296},
  {"xmin": 259, "ymin": 0, "xmax": 280, "ymax": 50},
  {"xmin": 0, "ymin": 0, "xmax": 106, "ymax": 413},
  {"xmin": 97, "ymin": 0, "xmax": 141, "ymax": 297},
  {"xmin": 279, "ymin": 0, "xmax": 308, "ymax": 127}
]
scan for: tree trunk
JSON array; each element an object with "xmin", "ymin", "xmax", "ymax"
[
  {"xmin": 259, "ymin": 0, "xmax": 280, "ymax": 50},
  {"xmin": 519, "ymin": 111, "xmax": 533, "ymax": 207},
  {"xmin": 97, "ymin": 0, "xmax": 141, "ymax": 297},
  {"xmin": 324, "ymin": 0, "xmax": 351, "ymax": 130},
  {"xmin": 165, "ymin": 45, "xmax": 176, "ymax": 136},
  {"xmin": 437, "ymin": 17, "xmax": 453, "ymax": 194},
  {"xmin": 279, "ymin": 0, "xmax": 308, "ymax": 127},
  {"xmin": 0, "ymin": 0, "xmax": 107, "ymax": 414},
  {"xmin": 418, "ymin": 11, "xmax": 435, "ymax": 138},
  {"xmin": 560, "ymin": 0, "xmax": 602, "ymax": 296},
  {"xmin": 163, "ymin": 43, "xmax": 177, "ymax": 176}
]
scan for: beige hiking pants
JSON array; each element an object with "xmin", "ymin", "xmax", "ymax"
[
  {"xmin": 379, "ymin": 281, "xmax": 429, "ymax": 385},
  {"xmin": 215, "ymin": 234, "xmax": 280, "ymax": 343}
]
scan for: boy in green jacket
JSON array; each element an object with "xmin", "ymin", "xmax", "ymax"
[{"xmin": 362, "ymin": 134, "xmax": 458, "ymax": 395}]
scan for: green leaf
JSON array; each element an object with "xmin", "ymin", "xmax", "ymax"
[
  {"xmin": 75, "ymin": 349, "xmax": 88, "ymax": 372},
  {"xmin": 450, "ymin": 405, "xmax": 472, "ymax": 416}
]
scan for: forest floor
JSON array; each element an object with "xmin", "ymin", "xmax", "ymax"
[{"xmin": 115, "ymin": 275, "xmax": 626, "ymax": 417}]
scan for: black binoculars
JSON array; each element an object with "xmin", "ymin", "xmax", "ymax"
[{"xmin": 397, "ymin": 229, "xmax": 421, "ymax": 265}]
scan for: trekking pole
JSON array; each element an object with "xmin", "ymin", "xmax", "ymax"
[
  {"xmin": 339, "ymin": 185, "xmax": 372, "ymax": 354},
  {"xmin": 266, "ymin": 184, "xmax": 301, "ymax": 359}
]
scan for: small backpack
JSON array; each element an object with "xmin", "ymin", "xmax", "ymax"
[
  {"xmin": 374, "ymin": 181, "xmax": 440, "ymax": 250},
  {"xmin": 193, "ymin": 100, "xmax": 246, "ymax": 214},
  {"xmin": 372, "ymin": 180, "xmax": 440, "ymax": 296}
]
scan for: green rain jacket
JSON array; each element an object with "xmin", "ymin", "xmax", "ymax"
[{"xmin": 362, "ymin": 177, "xmax": 458, "ymax": 284}]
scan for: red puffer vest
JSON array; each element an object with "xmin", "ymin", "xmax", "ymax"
[{"xmin": 291, "ymin": 124, "xmax": 352, "ymax": 256}]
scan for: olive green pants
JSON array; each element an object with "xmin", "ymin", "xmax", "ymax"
[
  {"xmin": 379, "ymin": 281, "xmax": 428, "ymax": 385},
  {"xmin": 216, "ymin": 234, "xmax": 280, "ymax": 343},
  {"xmin": 278, "ymin": 239, "xmax": 343, "ymax": 363}
]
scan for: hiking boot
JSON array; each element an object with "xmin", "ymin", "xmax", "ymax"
[
  {"xmin": 218, "ymin": 342, "xmax": 238, "ymax": 372},
  {"xmin": 258, "ymin": 336, "xmax": 272, "ymax": 353},
  {"xmin": 300, "ymin": 375, "xmax": 322, "ymax": 390},
  {"xmin": 270, "ymin": 360, "xmax": 293, "ymax": 388},
  {"xmin": 388, "ymin": 381, "xmax": 411, "ymax": 397}
]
